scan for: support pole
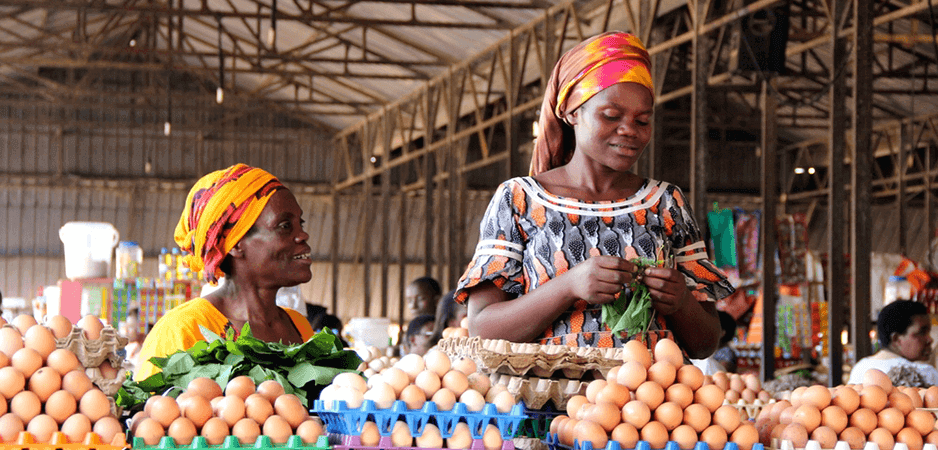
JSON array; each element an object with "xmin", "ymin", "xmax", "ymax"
[
  {"xmin": 852, "ymin": 0, "xmax": 873, "ymax": 360},
  {"xmin": 761, "ymin": 79, "xmax": 778, "ymax": 383},
  {"xmin": 690, "ymin": 0, "xmax": 709, "ymax": 225},
  {"xmin": 829, "ymin": 0, "xmax": 849, "ymax": 381}
]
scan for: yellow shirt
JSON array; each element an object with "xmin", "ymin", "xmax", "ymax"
[{"xmin": 135, "ymin": 298, "xmax": 315, "ymax": 381}]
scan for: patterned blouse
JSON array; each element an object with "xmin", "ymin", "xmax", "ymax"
[{"xmin": 456, "ymin": 176, "xmax": 734, "ymax": 348}]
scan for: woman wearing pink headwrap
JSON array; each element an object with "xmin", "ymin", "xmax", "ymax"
[{"xmin": 454, "ymin": 32, "xmax": 733, "ymax": 358}]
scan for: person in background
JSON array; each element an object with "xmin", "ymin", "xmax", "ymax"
[
  {"xmin": 405, "ymin": 277, "xmax": 442, "ymax": 320},
  {"xmin": 455, "ymin": 32, "xmax": 732, "ymax": 356},
  {"xmin": 404, "ymin": 314, "xmax": 437, "ymax": 356},
  {"xmin": 848, "ymin": 300, "xmax": 938, "ymax": 385},
  {"xmin": 432, "ymin": 289, "xmax": 467, "ymax": 339},
  {"xmin": 136, "ymin": 164, "xmax": 315, "ymax": 380}
]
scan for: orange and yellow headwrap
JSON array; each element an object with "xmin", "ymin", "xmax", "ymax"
[
  {"xmin": 530, "ymin": 32, "xmax": 654, "ymax": 176},
  {"xmin": 174, "ymin": 164, "xmax": 284, "ymax": 284}
]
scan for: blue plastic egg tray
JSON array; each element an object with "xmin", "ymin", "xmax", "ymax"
[
  {"xmin": 312, "ymin": 400, "xmax": 526, "ymax": 440},
  {"xmin": 543, "ymin": 432, "xmax": 766, "ymax": 450},
  {"xmin": 331, "ymin": 433, "xmax": 515, "ymax": 450},
  {"xmin": 130, "ymin": 434, "xmax": 331, "ymax": 449}
]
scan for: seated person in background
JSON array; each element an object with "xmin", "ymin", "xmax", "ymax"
[
  {"xmin": 848, "ymin": 300, "xmax": 938, "ymax": 385},
  {"xmin": 136, "ymin": 164, "xmax": 315, "ymax": 380},
  {"xmin": 404, "ymin": 314, "xmax": 437, "ymax": 356},
  {"xmin": 406, "ymin": 277, "xmax": 443, "ymax": 320}
]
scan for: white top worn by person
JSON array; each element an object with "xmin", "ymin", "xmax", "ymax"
[{"xmin": 848, "ymin": 299, "xmax": 938, "ymax": 385}]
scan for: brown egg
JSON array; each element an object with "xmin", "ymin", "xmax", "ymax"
[
  {"xmin": 200, "ymin": 417, "xmax": 229, "ymax": 445},
  {"xmin": 810, "ymin": 425, "xmax": 838, "ymax": 449},
  {"xmin": 23, "ymin": 326, "xmax": 56, "ymax": 360},
  {"xmin": 225, "ymin": 376, "xmax": 256, "ymax": 400},
  {"xmin": 585, "ymin": 379, "xmax": 607, "ymax": 403},
  {"xmin": 0, "ymin": 327, "xmax": 23, "ymax": 359},
  {"xmin": 839, "ymin": 426, "xmax": 867, "ymax": 449},
  {"xmin": 924, "ymin": 386, "xmax": 938, "ymax": 408},
  {"xmin": 187, "ymin": 377, "xmax": 223, "ymax": 399},
  {"xmin": 611, "ymin": 422, "xmax": 639, "ymax": 448},
  {"xmin": 28, "ymin": 367, "xmax": 61, "ymax": 402},
  {"xmin": 78, "ymin": 389, "xmax": 111, "ymax": 422},
  {"xmin": 676, "ymin": 364, "xmax": 704, "ymax": 391},
  {"xmin": 832, "ymin": 385, "xmax": 860, "ymax": 414},
  {"xmin": 926, "ymin": 430, "xmax": 938, "ymax": 446},
  {"xmin": 820, "ymin": 405, "xmax": 848, "ymax": 434},
  {"xmin": 0, "ymin": 366, "xmax": 25, "ymax": 399},
  {"xmin": 641, "ymin": 420, "xmax": 670, "ymax": 449},
  {"xmin": 636, "ymin": 381, "xmax": 665, "ymax": 410},
  {"xmin": 390, "ymin": 420, "xmax": 412, "ymax": 447},
  {"xmin": 263, "ymin": 415, "xmax": 293, "ymax": 444},
  {"xmin": 46, "ymin": 349, "xmax": 80, "ymax": 376},
  {"xmin": 181, "ymin": 394, "xmax": 212, "ymax": 428},
  {"xmin": 45, "ymin": 390, "xmax": 77, "ymax": 424},
  {"xmin": 725, "ymin": 389, "xmax": 741, "ymax": 404},
  {"xmin": 128, "ymin": 411, "xmax": 148, "ymax": 435},
  {"xmin": 11, "ymin": 348, "xmax": 42, "ymax": 378},
  {"xmin": 868, "ymin": 427, "xmax": 895, "ymax": 450},
  {"xmin": 779, "ymin": 423, "xmax": 808, "ymax": 448},
  {"xmin": 296, "ymin": 419, "xmax": 324, "ymax": 444},
  {"xmin": 730, "ymin": 377, "xmax": 746, "ymax": 394},
  {"xmin": 447, "ymin": 422, "xmax": 473, "ymax": 450},
  {"xmin": 597, "ymin": 382, "xmax": 631, "ymax": 409},
  {"xmin": 732, "ymin": 422, "xmax": 759, "ymax": 450},
  {"xmin": 383, "ymin": 368, "xmax": 412, "ymax": 395},
  {"xmin": 647, "ymin": 361, "xmax": 677, "ymax": 389},
  {"xmin": 876, "ymin": 406, "xmax": 904, "ymax": 435},
  {"xmin": 60, "ymin": 413, "xmax": 91, "ymax": 444},
  {"xmin": 653, "ymin": 401, "xmax": 683, "ymax": 432},
  {"xmin": 888, "ymin": 390, "xmax": 914, "ymax": 414},
  {"xmin": 61, "ymin": 370, "xmax": 93, "ymax": 401},
  {"xmin": 416, "ymin": 423, "xmax": 444, "ymax": 448},
  {"xmin": 134, "ymin": 417, "xmax": 165, "ymax": 446},
  {"xmin": 430, "ymin": 387, "xmax": 456, "ymax": 411},
  {"xmin": 26, "ymin": 413, "xmax": 57, "ymax": 443},
  {"xmin": 93, "ymin": 416, "xmax": 123, "ymax": 444},
  {"xmin": 215, "ymin": 395, "xmax": 245, "ymax": 427},
  {"xmin": 12, "ymin": 316, "xmax": 37, "ymax": 336},
  {"xmin": 244, "ymin": 393, "xmax": 273, "ymax": 424},
  {"xmin": 671, "ymin": 424, "xmax": 699, "ymax": 450},
  {"xmin": 452, "ymin": 358, "xmax": 477, "ymax": 376},
  {"xmin": 713, "ymin": 404, "xmax": 742, "ymax": 434},
  {"xmin": 897, "ymin": 427, "xmax": 925, "ymax": 450},
  {"xmin": 666, "ymin": 383, "xmax": 694, "ymax": 409},
  {"xmin": 683, "ymin": 403, "xmax": 711, "ymax": 433},
  {"xmin": 904, "ymin": 387, "xmax": 923, "ymax": 408},
  {"xmin": 654, "ymin": 338, "xmax": 684, "ymax": 367},
  {"xmin": 98, "ymin": 360, "xmax": 119, "ymax": 380},
  {"xmin": 482, "ymin": 423, "xmax": 503, "ymax": 450},
  {"xmin": 616, "ymin": 360, "xmax": 647, "ymax": 390},
  {"xmin": 695, "ymin": 384, "xmax": 725, "ymax": 413},
  {"xmin": 859, "ymin": 385, "xmax": 888, "ymax": 412},
  {"xmin": 256, "ymin": 380, "xmax": 285, "ymax": 403},
  {"xmin": 863, "ymin": 369, "xmax": 894, "ymax": 393},
  {"xmin": 414, "ymin": 370, "xmax": 441, "ymax": 399},
  {"xmin": 76, "ymin": 315, "xmax": 104, "ymax": 340},
  {"xmin": 550, "ymin": 415, "xmax": 569, "ymax": 436},
  {"xmin": 0, "ymin": 412, "xmax": 24, "ymax": 442},
  {"xmin": 848, "ymin": 407, "xmax": 877, "ymax": 435},
  {"xmin": 274, "ymin": 394, "xmax": 308, "ymax": 428},
  {"xmin": 802, "ymin": 385, "xmax": 832, "ymax": 409},
  {"xmin": 712, "ymin": 372, "xmax": 730, "ymax": 391},
  {"xmin": 791, "ymin": 404, "xmax": 821, "ymax": 433},
  {"xmin": 399, "ymin": 384, "xmax": 426, "ymax": 410},
  {"xmin": 167, "ymin": 417, "xmax": 197, "ymax": 446},
  {"xmin": 44, "ymin": 315, "xmax": 73, "ymax": 339},
  {"xmin": 559, "ymin": 418, "xmax": 579, "ymax": 446},
  {"xmin": 621, "ymin": 400, "xmax": 651, "ymax": 429},
  {"xmin": 586, "ymin": 402, "xmax": 620, "ymax": 432},
  {"xmin": 622, "ymin": 339, "xmax": 652, "ymax": 369},
  {"xmin": 573, "ymin": 419, "xmax": 607, "ymax": 449},
  {"xmin": 11, "ymin": 390, "xmax": 41, "ymax": 423},
  {"xmin": 908, "ymin": 409, "xmax": 936, "ymax": 436}
]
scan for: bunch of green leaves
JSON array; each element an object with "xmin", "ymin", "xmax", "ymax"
[
  {"xmin": 601, "ymin": 257, "xmax": 661, "ymax": 335},
  {"xmin": 117, "ymin": 324, "xmax": 362, "ymax": 409}
]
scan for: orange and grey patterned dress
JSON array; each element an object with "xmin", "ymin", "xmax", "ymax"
[{"xmin": 455, "ymin": 177, "xmax": 734, "ymax": 348}]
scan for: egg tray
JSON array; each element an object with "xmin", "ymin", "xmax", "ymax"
[
  {"xmin": 489, "ymin": 373, "xmax": 588, "ymax": 411},
  {"xmin": 514, "ymin": 436, "xmax": 551, "ymax": 450},
  {"xmin": 130, "ymin": 434, "xmax": 331, "ymax": 449},
  {"xmin": 87, "ymin": 363, "xmax": 130, "ymax": 397},
  {"xmin": 726, "ymin": 402, "xmax": 764, "ymax": 421},
  {"xmin": 330, "ymin": 433, "xmax": 516, "ymax": 450},
  {"xmin": 543, "ymin": 432, "xmax": 766, "ymax": 450},
  {"xmin": 312, "ymin": 400, "xmax": 526, "ymax": 441},
  {"xmin": 770, "ymin": 438, "xmax": 937, "ymax": 450},
  {"xmin": 437, "ymin": 337, "xmax": 644, "ymax": 379},
  {"xmin": 3, "ymin": 430, "xmax": 129, "ymax": 449},
  {"xmin": 55, "ymin": 326, "xmax": 129, "ymax": 369}
]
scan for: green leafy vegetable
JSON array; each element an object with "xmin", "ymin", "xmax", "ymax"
[
  {"xmin": 117, "ymin": 323, "xmax": 362, "ymax": 410},
  {"xmin": 601, "ymin": 257, "xmax": 661, "ymax": 335}
]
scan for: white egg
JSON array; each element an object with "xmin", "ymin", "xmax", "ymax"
[
  {"xmin": 460, "ymin": 389, "xmax": 485, "ymax": 412},
  {"xmin": 364, "ymin": 382, "xmax": 396, "ymax": 409}
]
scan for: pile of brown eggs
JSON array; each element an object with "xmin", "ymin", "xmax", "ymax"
[
  {"xmin": 549, "ymin": 338, "xmax": 759, "ymax": 450},
  {"xmin": 0, "ymin": 314, "xmax": 122, "ymax": 444},
  {"xmin": 441, "ymin": 317, "xmax": 470, "ymax": 339},
  {"xmin": 129, "ymin": 376, "xmax": 323, "ymax": 446},
  {"xmin": 756, "ymin": 368, "xmax": 938, "ymax": 450}
]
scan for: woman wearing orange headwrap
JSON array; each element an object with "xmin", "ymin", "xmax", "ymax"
[
  {"xmin": 455, "ymin": 32, "xmax": 733, "ymax": 357},
  {"xmin": 135, "ymin": 164, "xmax": 314, "ymax": 380}
]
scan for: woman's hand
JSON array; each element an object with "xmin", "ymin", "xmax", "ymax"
[
  {"xmin": 559, "ymin": 255, "xmax": 636, "ymax": 305},
  {"xmin": 641, "ymin": 267, "xmax": 692, "ymax": 315}
]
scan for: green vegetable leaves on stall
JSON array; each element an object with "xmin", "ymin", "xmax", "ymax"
[
  {"xmin": 117, "ymin": 324, "xmax": 362, "ymax": 409},
  {"xmin": 601, "ymin": 257, "xmax": 662, "ymax": 336}
]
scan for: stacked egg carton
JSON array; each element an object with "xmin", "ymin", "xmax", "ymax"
[
  {"xmin": 544, "ymin": 435, "xmax": 765, "ymax": 450},
  {"xmin": 438, "ymin": 337, "xmax": 629, "ymax": 379},
  {"xmin": 55, "ymin": 321, "xmax": 129, "ymax": 416},
  {"xmin": 5, "ymin": 430, "xmax": 130, "ymax": 450}
]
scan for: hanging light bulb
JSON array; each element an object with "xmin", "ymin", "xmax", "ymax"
[
  {"xmin": 163, "ymin": 121, "xmax": 171, "ymax": 136},
  {"xmin": 267, "ymin": 0, "xmax": 277, "ymax": 47},
  {"xmin": 266, "ymin": 27, "xmax": 276, "ymax": 47},
  {"xmin": 216, "ymin": 86, "xmax": 224, "ymax": 104},
  {"xmin": 217, "ymin": 16, "xmax": 225, "ymax": 104},
  {"xmin": 129, "ymin": 39, "xmax": 136, "ymax": 47}
]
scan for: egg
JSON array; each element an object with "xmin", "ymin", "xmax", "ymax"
[
  {"xmin": 695, "ymin": 384, "xmax": 724, "ymax": 413},
  {"xmin": 621, "ymin": 400, "xmax": 651, "ymax": 429},
  {"xmin": 11, "ymin": 390, "xmax": 41, "ymax": 423},
  {"xmin": 0, "ymin": 327, "xmax": 23, "ymax": 358},
  {"xmin": 264, "ymin": 415, "xmax": 294, "ymax": 444},
  {"xmin": 666, "ymin": 382, "xmax": 694, "ymax": 409},
  {"xmin": 622, "ymin": 339, "xmax": 652, "ymax": 369},
  {"xmin": 832, "ymin": 385, "xmax": 861, "ymax": 414},
  {"xmin": 256, "ymin": 380, "xmax": 285, "ymax": 403},
  {"xmin": 810, "ymin": 425, "xmax": 838, "ymax": 449},
  {"xmin": 791, "ymin": 404, "xmax": 821, "ymax": 433},
  {"xmin": 467, "ymin": 372, "xmax": 491, "ymax": 397},
  {"xmin": 416, "ymin": 423, "xmax": 444, "ymax": 448},
  {"xmin": 229, "ymin": 417, "xmax": 259, "ymax": 445},
  {"xmin": 877, "ymin": 407, "xmax": 904, "ymax": 435},
  {"xmin": 60, "ymin": 412, "xmax": 91, "ymax": 443},
  {"xmin": 897, "ymin": 427, "xmax": 925, "ymax": 450},
  {"xmin": 676, "ymin": 364, "xmax": 704, "ymax": 391},
  {"xmin": 134, "ymin": 417, "xmax": 165, "ymax": 446},
  {"xmin": 23, "ymin": 325, "xmax": 56, "ymax": 360},
  {"xmin": 61, "ymin": 370, "xmax": 93, "ymax": 401},
  {"xmin": 441, "ymin": 370, "xmax": 469, "ymax": 397},
  {"xmin": 731, "ymin": 422, "xmax": 759, "ymax": 450},
  {"xmin": 244, "ymin": 393, "xmax": 273, "ymax": 424},
  {"xmin": 492, "ymin": 390, "xmax": 515, "ymax": 414},
  {"xmin": 431, "ymin": 388, "xmax": 456, "ymax": 411},
  {"xmin": 482, "ymin": 423, "xmax": 503, "ymax": 450},
  {"xmin": 452, "ymin": 358, "xmax": 477, "ymax": 376},
  {"xmin": 586, "ymin": 402, "xmax": 620, "ymax": 432},
  {"xmin": 848, "ymin": 407, "xmax": 877, "ymax": 435},
  {"xmin": 381, "ymin": 368, "xmax": 410, "ymax": 396},
  {"xmin": 11, "ymin": 348, "xmax": 42, "ymax": 378},
  {"xmin": 802, "ymin": 385, "xmax": 832, "ymax": 409},
  {"xmin": 635, "ymin": 380, "xmax": 665, "ymax": 409},
  {"xmin": 45, "ymin": 350, "xmax": 79, "ymax": 377},
  {"xmin": 359, "ymin": 421, "xmax": 381, "ymax": 447},
  {"xmin": 862, "ymin": 369, "xmax": 894, "ymax": 393},
  {"xmin": 187, "ymin": 377, "xmax": 223, "ymax": 399},
  {"xmin": 395, "ymin": 354, "xmax": 425, "ymax": 380},
  {"xmin": 273, "ymin": 394, "xmax": 308, "ymax": 428},
  {"xmin": 459, "ymin": 388, "xmax": 485, "ymax": 412},
  {"xmin": 888, "ymin": 390, "xmax": 914, "ymax": 414},
  {"xmin": 641, "ymin": 420, "xmax": 670, "ymax": 449},
  {"xmin": 839, "ymin": 426, "xmax": 867, "ymax": 449},
  {"xmin": 712, "ymin": 372, "xmax": 730, "ymax": 391},
  {"xmin": 647, "ymin": 361, "xmax": 677, "ymax": 389},
  {"xmin": 485, "ymin": 384, "xmax": 507, "ymax": 403},
  {"xmin": 77, "ymin": 315, "xmax": 103, "ymax": 340},
  {"xmin": 606, "ymin": 366, "xmax": 620, "ymax": 383},
  {"xmin": 573, "ymin": 419, "xmax": 607, "ymax": 449},
  {"xmin": 200, "ymin": 417, "xmax": 229, "ymax": 445},
  {"xmin": 654, "ymin": 401, "xmax": 684, "ymax": 431},
  {"xmin": 701, "ymin": 423, "xmax": 729, "ymax": 450},
  {"xmin": 550, "ymin": 415, "xmax": 569, "ymax": 436},
  {"xmin": 166, "ymin": 417, "xmax": 197, "ymax": 446},
  {"xmin": 616, "ymin": 360, "xmax": 647, "ymax": 390},
  {"xmin": 225, "ymin": 376, "xmax": 256, "ymax": 400},
  {"xmin": 447, "ymin": 422, "xmax": 473, "ymax": 449},
  {"xmin": 365, "ymin": 382, "xmax": 397, "ymax": 409},
  {"xmin": 390, "ymin": 420, "xmax": 412, "ymax": 447},
  {"xmin": 423, "ymin": 350, "xmax": 451, "ymax": 377},
  {"xmin": 611, "ymin": 422, "xmax": 639, "ymax": 448},
  {"xmin": 11, "ymin": 315, "xmax": 37, "ymax": 336},
  {"xmin": 414, "ymin": 370, "xmax": 441, "ymax": 399},
  {"xmin": 26, "ymin": 413, "xmax": 57, "ymax": 443},
  {"xmin": 28, "ymin": 367, "xmax": 61, "ymax": 402},
  {"xmin": 92, "ymin": 416, "xmax": 123, "ymax": 444},
  {"xmin": 559, "ymin": 418, "xmax": 579, "ymax": 446},
  {"xmin": 682, "ymin": 403, "xmax": 711, "ymax": 432},
  {"xmin": 180, "ymin": 394, "xmax": 212, "ymax": 428},
  {"xmin": 128, "ymin": 411, "xmax": 148, "ymax": 434},
  {"xmin": 44, "ymin": 315, "xmax": 73, "ymax": 339},
  {"xmin": 868, "ymin": 427, "xmax": 895, "ymax": 450},
  {"xmin": 779, "ymin": 423, "xmax": 808, "ymax": 448},
  {"xmin": 45, "ymin": 390, "xmax": 77, "ymax": 424},
  {"xmin": 924, "ymin": 386, "xmax": 938, "ymax": 408},
  {"xmin": 0, "ymin": 366, "xmax": 25, "ymax": 399},
  {"xmin": 730, "ymin": 377, "xmax": 746, "ymax": 394},
  {"xmin": 400, "ymin": 384, "xmax": 426, "ymax": 410},
  {"xmin": 671, "ymin": 424, "xmax": 698, "ymax": 450},
  {"xmin": 927, "ymin": 430, "xmax": 938, "ymax": 446},
  {"xmin": 712, "ymin": 404, "xmax": 741, "ymax": 434},
  {"xmin": 0, "ymin": 412, "xmax": 24, "ymax": 442},
  {"xmin": 820, "ymin": 405, "xmax": 848, "ymax": 433},
  {"xmin": 215, "ymin": 395, "xmax": 245, "ymax": 427},
  {"xmin": 907, "ymin": 409, "xmax": 936, "ymax": 435}
]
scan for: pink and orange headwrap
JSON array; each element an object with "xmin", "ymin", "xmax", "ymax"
[
  {"xmin": 530, "ymin": 32, "xmax": 654, "ymax": 176},
  {"xmin": 174, "ymin": 164, "xmax": 284, "ymax": 284}
]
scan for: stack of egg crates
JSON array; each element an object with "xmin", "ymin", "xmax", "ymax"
[
  {"xmin": 313, "ymin": 399, "xmax": 527, "ymax": 450},
  {"xmin": 542, "ymin": 436, "xmax": 765, "ymax": 450}
]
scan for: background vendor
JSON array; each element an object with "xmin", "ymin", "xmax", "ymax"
[{"xmin": 848, "ymin": 299, "xmax": 938, "ymax": 385}]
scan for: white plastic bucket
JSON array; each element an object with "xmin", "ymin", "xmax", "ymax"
[
  {"xmin": 59, "ymin": 222, "xmax": 119, "ymax": 279},
  {"xmin": 348, "ymin": 317, "xmax": 391, "ymax": 350}
]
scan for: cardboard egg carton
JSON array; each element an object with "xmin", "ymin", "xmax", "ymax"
[
  {"xmin": 438, "ymin": 337, "xmax": 625, "ymax": 379},
  {"xmin": 489, "ymin": 372, "xmax": 588, "ymax": 410},
  {"xmin": 86, "ymin": 362, "xmax": 128, "ymax": 397},
  {"xmin": 55, "ymin": 326, "xmax": 128, "ymax": 368}
]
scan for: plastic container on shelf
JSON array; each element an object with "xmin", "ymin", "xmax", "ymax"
[
  {"xmin": 348, "ymin": 317, "xmax": 392, "ymax": 350},
  {"xmin": 115, "ymin": 241, "xmax": 143, "ymax": 279},
  {"xmin": 58, "ymin": 221, "xmax": 119, "ymax": 280},
  {"xmin": 884, "ymin": 275, "xmax": 913, "ymax": 306}
]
